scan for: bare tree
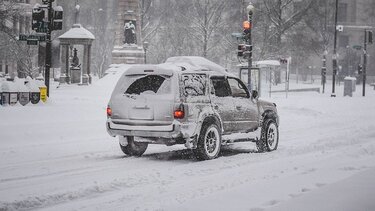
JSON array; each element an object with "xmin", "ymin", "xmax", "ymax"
[
  {"xmin": 255, "ymin": 0, "xmax": 313, "ymax": 56},
  {"xmin": 303, "ymin": 0, "xmax": 335, "ymax": 56},
  {"xmin": 91, "ymin": 1, "xmax": 116, "ymax": 78},
  {"xmin": 140, "ymin": 0, "xmax": 167, "ymax": 42},
  {"xmin": 181, "ymin": 0, "xmax": 230, "ymax": 58}
]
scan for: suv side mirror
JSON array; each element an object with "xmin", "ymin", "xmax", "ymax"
[{"xmin": 251, "ymin": 90, "xmax": 259, "ymax": 100}]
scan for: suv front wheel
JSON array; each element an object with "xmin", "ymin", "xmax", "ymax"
[
  {"xmin": 194, "ymin": 122, "xmax": 222, "ymax": 160},
  {"xmin": 257, "ymin": 118, "xmax": 279, "ymax": 152},
  {"xmin": 120, "ymin": 136, "xmax": 148, "ymax": 156}
]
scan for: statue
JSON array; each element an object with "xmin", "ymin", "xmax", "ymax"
[
  {"xmin": 72, "ymin": 48, "xmax": 81, "ymax": 67},
  {"xmin": 124, "ymin": 20, "xmax": 136, "ymax": 44}
]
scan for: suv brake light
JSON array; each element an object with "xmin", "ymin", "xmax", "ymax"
[
  {"xmin": 107, "ymin": 106, "xmax": 112, "ymax": 117},
  {"xmin": 174, "ymin": 104, "xmax": 185, "ymax": 119}
]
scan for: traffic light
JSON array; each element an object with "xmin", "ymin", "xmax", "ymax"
[
  {"xmin": 321, "ymin": 67, "xmax": 327, "ymax": 76},
  {"xmin": 53, "ymin": 6, "xmax": 63, "ymax": 30},
  {"xmin": 237, "ymin": 44, "xmax": 252, "ymax": 58},
  {"xmin": 32, "ymin": 5, "xmax": 45, "ymax": 30},
  {"xmin": 243, "ymin": 21, "xmax": 251, "ymax": 41},
  {"xmin": 358, "ymin": 64, "xmax": 363, "ymax": 74},
  {"xmin": 238, "ymin": 44, "xmax": 245, "ymax": 57},
  {"xmin": 368, "ymin": 30, "xmax": 373, "ymax": 44},
  {"xmin": 42, "ymin": 0, "xmax": 55, "ymax": 3}
]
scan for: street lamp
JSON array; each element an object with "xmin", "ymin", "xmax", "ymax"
[
  {"xmin": 143, "ymin": 41, "xmax": 149, "ymax": 64},
  {"xmin": 245, "ymin": 2, "xmax": 254, "ymax": 92}
]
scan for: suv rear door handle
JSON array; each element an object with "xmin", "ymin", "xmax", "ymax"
[{"xmin": 236, "ymin": 106, "xmax": 242, "ymax": 110}]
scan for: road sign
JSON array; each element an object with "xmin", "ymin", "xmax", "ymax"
[
  {"xmin": 27, "ymin": 39, "xmax": 38, "ymax": 45},
  {"xmin": 19, "ymin": 34, "xmax": 28, "ymax": 41},
  {"xmin": 336, "ymin": 25, "xmax": 344, "ymax": 32},
  {"xmin": 231, "ymin": 33, "xmax": 245, "ymax": 39},
  {"xmin": 19, "ymin": 34, "xmax": 46, "ymax": 42},
  {"xmin": 353, "ymin": 45, "xmax": 362, "ymax": 50}
]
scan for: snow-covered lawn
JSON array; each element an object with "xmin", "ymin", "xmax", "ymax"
[{"xmin": 1, "ymin": 69, "xmax": 375, "ymax": 211}]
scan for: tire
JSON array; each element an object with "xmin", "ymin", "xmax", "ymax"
[
  {"xmin": 256, "ymin": 118, "xmax": 279, "ymax": 153},
  {"xmin": 119, "ymin": 136, "xmax": 148, "ymax": 156},
  {"xmin": 194, "ymin": 122, "xmax": 221, "ymax": 160}
]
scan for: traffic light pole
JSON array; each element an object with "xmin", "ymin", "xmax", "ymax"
[
  {"xmin": 247, "ymin": 12, "xmax": 252, "ymax": 92},
  {"xmin": 362, "ymin": 30, "xmax": 367, "ymax": 97},
  {"xmin": 45, "ymin": 0, "xmax": 53, "ymax": 97}
]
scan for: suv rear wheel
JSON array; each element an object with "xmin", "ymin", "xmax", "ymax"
[
  {"xmin": 257, "ymin": 118, "xmax": 279, "ymax": 152},
  {"xmin": 194, "ymin": 122, "xmax": 221, "ymax": 160},
  {"xmin": 120, "ymin": 136, "xmax": 148, "ymax": 156}
]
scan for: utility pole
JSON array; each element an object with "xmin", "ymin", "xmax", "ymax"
[
  {"xmin": 362, "ymin": 30, "xmax": 367, "ymax": 97},
  {"xmin": 331, "ymin": 0, "xmax": 339, "ymax": 97}
]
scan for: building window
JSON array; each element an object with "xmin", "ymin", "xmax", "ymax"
[
  {"xmin": 339, "ymin": 35, "xmax": 349, "ymax": 48},
  {"xmin": 338, "ymin": 3, "xmax": 348, "ymax": 22}
]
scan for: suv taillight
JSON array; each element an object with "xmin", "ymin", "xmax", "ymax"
[
  {"xmin": 174, "ymin": 104, "xmax": 185, "ymax": 119},
  {"xmin": 107, "ymin": 106, "xmax": 112, "ymax": 117}
]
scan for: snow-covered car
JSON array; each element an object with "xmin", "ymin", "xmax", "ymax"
[{"xmin": 106, "ymin": 56, "xmax": 279, "ymax": 160}]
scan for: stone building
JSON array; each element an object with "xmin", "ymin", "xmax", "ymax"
[
  {"xmin": 0, "ymin": 0, "xmax": 39, "ymax": 78},
  {"xmin": 335, "ymin": 0, "xmax": 375, "ymax": 77}
]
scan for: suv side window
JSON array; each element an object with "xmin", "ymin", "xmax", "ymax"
[
  {"xmin": 181, "ymin": 74, "xmax": 207, "ymax": 96},
  {"xmin": 211, "ymin": 78, "xmax": 231, "ymax": 97},
  {"xmin": 228, "ymin": 78, "xmax": 249, "ymax": 98}
]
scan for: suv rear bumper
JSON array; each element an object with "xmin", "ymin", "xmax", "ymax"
[{"xmin": 106, "ymin": 119, "xmax": 190, "ymax": 140}]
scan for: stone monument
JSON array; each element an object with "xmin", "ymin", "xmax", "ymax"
[
  {"xmin": 70, "ymin": 48, "xmax": 82, "ymax": 84},
  {"xmin": 112, "ymin": 0, "xmax": 145, "ymax": 64},
  {"xmin": 59, "ymin": 3, "xmax": 95, "ymax": 85}
]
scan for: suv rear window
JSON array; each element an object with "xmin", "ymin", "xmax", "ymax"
[{"xmin": 125, "ymin": 75, "xmax": 171, "ymax": 95}]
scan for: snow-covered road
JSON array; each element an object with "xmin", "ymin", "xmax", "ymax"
[{"xmin": 1, "ymin": 74, "xmax": 375, "ymax": 210}]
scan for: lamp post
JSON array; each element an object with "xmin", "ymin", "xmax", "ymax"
[
  {"xmin": 331, "ymin": 0, "xmax": 339, "ymax": 97},
  {"xmin": 246, "ymin": 2, "xmax": 254, "ymax": 92},
  {"xmin": 143, "ymin": 41, "xmax": 149, "ymax": 64}
]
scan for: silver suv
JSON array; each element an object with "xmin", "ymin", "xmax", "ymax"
[{"xmin": 106, "ymin": 57, "xmax": 279, "ymax": 160}]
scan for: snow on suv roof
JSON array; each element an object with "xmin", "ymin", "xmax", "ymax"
[
  {"xmin": 123, "ymin": 57, "xmax": 232, "ymax": 77},
  {"xmin": 124, "ymin": 64, "xmax": 180, "ymax": 76},
  {"xmin": 165, "ymin": 56, "xmax": 228, "ymax": 74}
]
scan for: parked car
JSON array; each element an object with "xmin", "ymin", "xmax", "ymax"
[{"xmin": 106, "ymin": 56, "xmax": 279, "ymax": 160}]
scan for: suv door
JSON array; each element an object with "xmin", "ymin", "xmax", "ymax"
[
  {"xmin": 210, "ymin": 77, "xmax": 237, "ymax": 134},
  {"xmin": 227, "ymin": 77, "xmax": 259, "ymax": 132}
]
